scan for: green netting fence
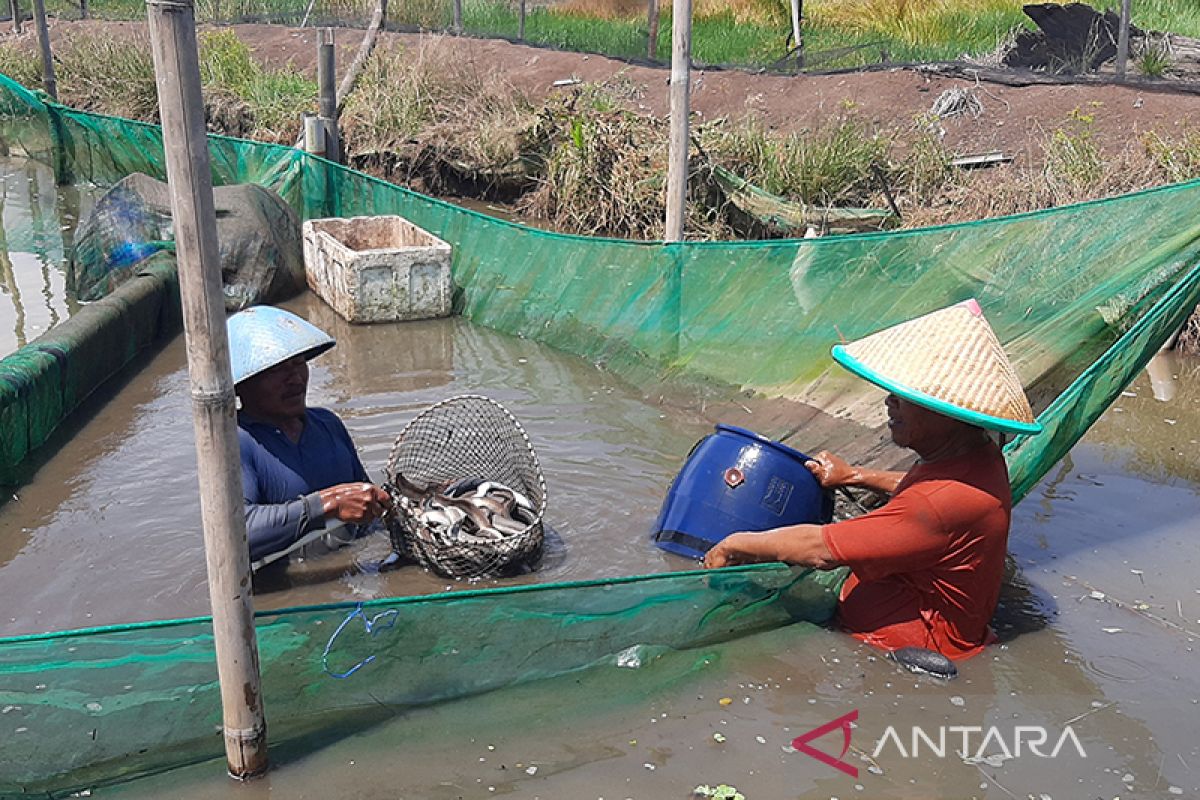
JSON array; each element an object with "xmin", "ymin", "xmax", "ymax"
[{"xmin": 3, "ymin": 71, "xmax": 1200, "ymax": 794}]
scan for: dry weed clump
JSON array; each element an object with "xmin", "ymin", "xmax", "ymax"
[
  {"xmin": 51, "ymin": 33, "xmax": 160, "ymax": 121},
  {"xmin": 340, "ymin": 38, "xmax": 538, "ymax": 193},
  {"xmin": 901, "ymin": 114, "xmax": 1189, "ymax": 229},
  {"xmin": 517, "ymin": 83, "xmax": 730, "ymax": 239}
]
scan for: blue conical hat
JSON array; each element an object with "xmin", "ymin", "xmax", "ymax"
[
  {"xmin": 226, "ymin": 305, "xmax": 335, "ymax": 385},
  {"xmin": 831, "ymin": 299, "xmax": 1042, "ymax": 435}
]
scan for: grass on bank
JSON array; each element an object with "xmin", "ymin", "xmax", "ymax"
[
  {"xmin": 7, "ymin": 31, "xmax": 1200, "ymax": 241},
  {"xmin": 25, "ymin": 0, "xmax": 1200, "ymax": 69},
  {"xmin": 0, "ymin": 30, "xmax": 314, "ymax": 141}
]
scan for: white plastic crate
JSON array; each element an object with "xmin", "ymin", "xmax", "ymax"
[{"xmin": 302, "ymin": 215, "xmax": 453, "ymax": 323}]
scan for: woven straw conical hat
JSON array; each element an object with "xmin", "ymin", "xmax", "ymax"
[{"xmin": 831, "ymin": 298, "xmax": 1042, "ymax": 435}]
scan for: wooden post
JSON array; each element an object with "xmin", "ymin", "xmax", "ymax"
[
  {"xmin": 664, "ymin": 0, "xmax": 691, "ymax": 242},
  {"xmin": 145, "ymin": 0, "xmax": 269, "ymax": 780},
  {"xmin": 79, "ymin": 0, "xmax": 87, "ymax": 19},
  {"xmin": 645, "ymin": 0, "xmax": 658, "ymax": 60},
  {"xmin": 317, "ymin": 27, "xmax": 340, "ymax": 163},
  {"xmin": 31, "ymin": 0, "xmax": 56, "ymax": 101},
  {"xmin": 518, "ymin": 0, "xmax": 525, "ymax": 41},
  {"xmin": 452, "ymin": 0, "xmax": 461, "ymax": 33},
  {"xmin": 9, "ymin": 0, "xmax": 20, "ymax": 33},
  {"xmin": 1115, "ymin": 0, "xmax": 1132, "ymax": 79}
]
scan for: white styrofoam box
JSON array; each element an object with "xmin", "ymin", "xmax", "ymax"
[{"xmin": 302, "ymin": 215, "xmax": 453, "ymax": 323}]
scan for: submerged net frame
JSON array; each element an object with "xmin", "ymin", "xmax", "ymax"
[{"xmin": 3, "ymin": 71, "xmax": 1200, "ymax": 792}]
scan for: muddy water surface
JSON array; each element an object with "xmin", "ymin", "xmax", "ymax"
[
  {"xmin": 3, "ymin": 299, "xmax": 1199, "ymax": 798},
  {"xmin": 0, "ymin": 156, "xmax": 94, "ymax": 358},
  {"xmin": 0, "ymin": 292, "xmax": 722, "ymax": 634}
]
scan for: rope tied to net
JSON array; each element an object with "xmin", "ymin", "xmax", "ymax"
[{"xmin": 321, "ymin": 603, "xmax": 400, "ymax": 679}]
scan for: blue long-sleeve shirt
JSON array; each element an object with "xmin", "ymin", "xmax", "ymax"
[{"xmin": 238, "ymin": 407, "xmax": 369, "ymax": 562}]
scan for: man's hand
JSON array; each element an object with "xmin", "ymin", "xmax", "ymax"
[
  {"xmin": 702, "ymin": 532, "xmax": 760, "ymax": 569},
  {"xmin": 805, "ymin": 450, "xmax": 860, "ymax": 489},
  {"xmin": 319, "ymin": 482, "xmax": 392, "ymax": 525}
]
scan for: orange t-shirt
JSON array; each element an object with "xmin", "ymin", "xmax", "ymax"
[{"xmin": 821, "ymin": 440, "xmax": 1012, "ymax": 661}]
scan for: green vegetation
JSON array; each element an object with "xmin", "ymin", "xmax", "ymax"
[
  {"xmin": 0, "ymin": 30, "xmax": 314, "ymax": 141},
  {"xmin": 197, "ymin": 30, "xmax": 317, "ymax": 141},
  {"xmin": 1136, "ymin": 34, "xmax": 1173, "ymax": 77},
  {"xmin": 23, "ymin": 0, "xmax": 1200, "ymax": 69}
]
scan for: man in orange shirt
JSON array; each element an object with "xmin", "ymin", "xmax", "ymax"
[{"xmin": 703, "ymin": 299, "xmax": 1042, "ymax": 663}]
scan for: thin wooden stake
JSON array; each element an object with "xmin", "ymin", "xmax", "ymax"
[
  {"xmin": 336, "ymin": 0, "xmax": 386, "ymax": 110},
  {"xmin": 664, "ymin": 0, "xmax": 691, "ymax": 242},
  {"xmin": 31, "ymin": 0, "xmax": 55, "ymax": 101},
  {"xmin": 645, "ymin": 0, "xmax": 658, "ymax": 60},
  {"xmin": 1115, "ymin": 0, "xmax": 1132, "ymax": 79},
  {"xmin": 9, "ymin": 0, "xmax": 20, "ymax": 33},
  {"xmin": 145, "ymin": 0, "xmax": 268, "ymax": 779},
  {"xmin": 452, "ymin": 0, "xmax": 461, "ymax": 33},
  {"xmin": 518, "ymin": 0, "xmax": 525, "ymax": 41}
]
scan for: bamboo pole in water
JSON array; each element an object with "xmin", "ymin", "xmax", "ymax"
[
  {"xmin": 145, "ymin": 0, "xmax": 268, "ymax": 779},
  {"xmin": 31, "ymin": 0, "xmax": 55, "ymax": 101},
  {"xmin": 664, "ymin": 0, "xmax": 691, "ymax": 241}
]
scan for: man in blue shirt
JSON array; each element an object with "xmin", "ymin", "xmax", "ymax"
[{"xmin": 227, "ymin": 306, "xmax": 391, "ymax": 564}]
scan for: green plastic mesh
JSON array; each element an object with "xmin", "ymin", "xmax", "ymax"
[
  {"xmin": 3, "ymin": 72, "xmax": 1200, "ymax": 793},
  {"xmin": 0, "ymin": 566, "xmax": 843, "ymax": 795}
]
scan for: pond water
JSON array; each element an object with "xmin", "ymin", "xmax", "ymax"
[
  {"xmin": 0, "ymin": 156, "xmax": 96, "ymax": 359},
  {"xmin": 90, "ymin": 348, "xmax": 1200, "ymax": 800},
  {"xmin": 2, "ymin": 293, "xmax": 1199, "ymax": 797},
  {"xmin": 0, "ymin": 291, "xmax": 728, "ymax": 635}
]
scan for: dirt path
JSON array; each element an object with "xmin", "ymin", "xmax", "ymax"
[{"xmin": 230, "ymin": 22, "xmax": 1200, "ymax": 162}]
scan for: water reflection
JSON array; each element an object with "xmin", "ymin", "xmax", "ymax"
[{"xmin": 0, "ymin": 155, "xmax": 94, "ymax": 358}]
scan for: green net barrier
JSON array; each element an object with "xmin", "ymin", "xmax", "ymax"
[
  {"xmin": 4, "ymin": 72, "xmax": 1200, "ymax": 792},
  {"xmin": 0, "ymin": 565, "xmax": 843, "ymax": 795}
]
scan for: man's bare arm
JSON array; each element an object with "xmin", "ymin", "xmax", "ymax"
[
  {"xmin": 702, "ymin": 524, "xmax": 843, "ymax": 570},
  {"xmin": 806, "ymin": 450, "xmax": 904, "ymax": 496}
]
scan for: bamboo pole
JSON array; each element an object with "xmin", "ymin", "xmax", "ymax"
[
  {"xmin": 145, "ymin": 0, "xmax": 268, "ymax": 780},
  {"xmin": 452, "ymin": 0, "xmax": 461, "ymax": 33},
  {"xmin": 336, "ymin": 0, "xmax": 386, "ymax": 111},
  {"xmin": 317, "ymin": 27, "xmax": 340, "ymax": 163},
  {"xmin": 9, "ymin": 0, "xmax": 20, "ymax": 33},
  {"xmin": 518, "ymin": 0, "xmax": 525, "ymax": 41},
  {"xmin": 645, "ymin": 0, "xmax": 658, "ymax": 60},
  {"xmin": 1115, "ymin": 0, "xmax": 1132, "ymax": 79},
  {"xmin": 31, "ymin": 0, "xmax": 56, "ymax": 101},
  {"xmin": 664, "ymin": 0, "xmax": 691, "ymax": 242}
]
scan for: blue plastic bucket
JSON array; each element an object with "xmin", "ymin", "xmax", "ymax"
[{"xmin": 652, "ymin": 424, "xmax": 833, "ymax": 560}]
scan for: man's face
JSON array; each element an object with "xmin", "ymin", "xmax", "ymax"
[
  {"xmin": 236, "ymin": 354, "xmax": 309, "ymax": 422},
  {"xmin": 885, "ymin": 393, "xmax": 964, "ymax": 451}
]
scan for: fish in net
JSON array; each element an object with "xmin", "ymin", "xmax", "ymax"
[{"xmin": 383, "ymin": 395, "xmax": 547, "ymax": 579}]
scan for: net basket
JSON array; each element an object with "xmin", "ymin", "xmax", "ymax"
[{"xmin": 384, "ymin": 395, "xmax": 547, "ymax": 579}]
